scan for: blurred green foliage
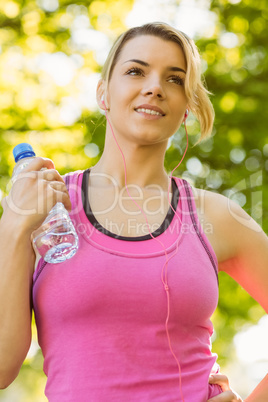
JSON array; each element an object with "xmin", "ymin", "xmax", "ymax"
[{"xmin": 0, "ymin": 0, "xmax": 267, "ymax": 400}]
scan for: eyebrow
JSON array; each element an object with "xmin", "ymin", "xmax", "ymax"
[{"xmin": 123, "ymin": 59, "xmax": 186, "ymax": 74}]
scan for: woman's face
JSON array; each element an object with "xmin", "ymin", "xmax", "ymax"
[{"xmin": 105, "ymin": 34, "xmax": 188, "ymax": 146}]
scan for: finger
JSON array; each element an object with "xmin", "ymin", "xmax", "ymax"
[
  {"xmin": 12, "ymin": 169, "xmax": 65, "ymax": 190},
  {"xmin": 209, "ymin": 374, "xmax": 230, "ymax": 391},
  {"xmin": 52, "ymin": 188, "xmax": 72, "ymax": 211},
  {"xmin": 208, "ymin": 389, "xmax": 238, "ymax": 401},
  {"xmin": 48, "ymin": 180, "xmax": 68, "ymax": 192},
  {"xmin": 22, "ymin": 157, "xmax": 55, "ymax": 173},
  {"xmin": 39, "ymin": 169, "xmax": 64, "ymax": 182},
  {"xmin": 48, "ymin": 182, "xmax": 72, "ymax": 210}
]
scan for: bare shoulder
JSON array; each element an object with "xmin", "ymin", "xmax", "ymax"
[
  {"xmin": 193, "ymin": 187, "xmax": 263, "ymax": 259},
  {"xmin": 194, "ymin": 185, "xmax": 250, "ymax": 217},
  {"xmin": 193, "ymin": 187, "xmax": 268, "ymax": 311},
  {"xmin": 192, "ymin": 188, "xmax": 240, "ymax": 262},
  {"xmin": 193, "ymin": 187, "xmax": 258, "ymax": 231}
]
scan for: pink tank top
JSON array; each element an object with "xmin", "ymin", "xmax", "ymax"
[{"xmin": 33, "ymin": 170, "xmax": 222, "ymax": 401}]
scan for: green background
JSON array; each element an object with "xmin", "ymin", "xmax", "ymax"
[{"xmin": 0, "ymin": 0, "xmax": 267, "ymax": 399}]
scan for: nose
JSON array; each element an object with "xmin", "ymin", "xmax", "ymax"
[{"xmin": 141, "ymin": 76, "xmax": 166, "ymax": 99}]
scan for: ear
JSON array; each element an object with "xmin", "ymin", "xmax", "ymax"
[{"xmin": 96, "ymin": 79, "xmax": 107, "ymax": 110}]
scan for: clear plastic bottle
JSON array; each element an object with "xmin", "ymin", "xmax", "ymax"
[{"xmin": 12, "ymin": 143, "xmax": 79, "ymax": 263}]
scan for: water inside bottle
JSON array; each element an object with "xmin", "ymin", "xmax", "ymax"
[
  {"xmin": 33, "ymin": 217, "xmax": 79, "ymax": 264},
  {"xmin": 43, "ymin": 233, "xmax": 78, "ymax": 263}
]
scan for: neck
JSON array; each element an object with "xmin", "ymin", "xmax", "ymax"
[{"xmin": 90, "ymin": 131, "xmax": 170, "ymax": 191}]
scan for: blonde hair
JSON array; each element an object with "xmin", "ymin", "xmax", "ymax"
[{"xmin": 101, "ymin": 22, "xmax": 215, "ymax": 140}]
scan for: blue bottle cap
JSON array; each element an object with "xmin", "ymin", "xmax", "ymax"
[{"xmin": 13, "ymin": 143, "xmax": 36, "ymax": 162}]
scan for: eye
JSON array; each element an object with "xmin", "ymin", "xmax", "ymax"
[
  {"xmin": 125, "ymin": 67, "xmax": 144, "ymax": 76},
  {"xmin": 168, "ymin": 75, "xmax": 185, "ymax": 86}
]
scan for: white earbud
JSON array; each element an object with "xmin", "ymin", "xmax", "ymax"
[{"xmin": 101, "ymin": 94, "xmax": 109, "ymax": 110}]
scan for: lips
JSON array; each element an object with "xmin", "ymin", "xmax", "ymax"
[{"xmin": 134, "ymin": 104, "xmax": 165, "ymax": 116}]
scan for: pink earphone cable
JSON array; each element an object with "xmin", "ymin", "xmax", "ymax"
[{"xmin": 103, "ymin": 101, "xmax": 188, "ymax": 401}]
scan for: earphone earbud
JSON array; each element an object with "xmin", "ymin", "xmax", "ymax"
[
  {"xmin": 101, "ymin": 94, "xmax": 109, "ymax": 111},
  {"xmin": 184, "ymin": 109, "xmax": 189, "ymax": 119}
]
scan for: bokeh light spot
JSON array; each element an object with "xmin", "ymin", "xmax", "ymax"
[
  {"xmin": 220, "ymin": 92, "xmax": 238, "ymax": 113},
  {"xmin": 230, "ymin": 148, "xmax": 246, "ymax": 164}
]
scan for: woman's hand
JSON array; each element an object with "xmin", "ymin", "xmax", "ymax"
[
  {"xmin": 208, "ymin": 373, "xmax": 243, "ymax": 401},
  {"xmin": 2, "ymin": 157, "xmax": 71, "ymax": 235}
]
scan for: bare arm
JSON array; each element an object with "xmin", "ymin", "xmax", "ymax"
[
  {"xmin": 195, "ymin": 189, "xmax": 268, "ymax": 401},
  {"xmin": 244, "ymin": 374, "xmax": 268, "ymax": 401},
  {"xmin": 195, "ymin": 188, "xmax": 268, "ymax": 310},
  {"xmin": 0, "ymin": 158, "xmax": 71, "ymax": 388},
  {"xmin": 218, "ymin": 197, "xmax": 268, "ymax": 312},
  {"xmin": 0, "ymin": 217, "xmax": 34, "ymax": 388},
  {"xmin": 218, "ymin": 200, "xmax": 268, "ymax": 400}
]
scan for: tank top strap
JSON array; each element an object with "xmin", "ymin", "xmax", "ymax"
[
  {"xmin": 170, "ymin": 177, "xmax": 196, "ymax": 223},
  {"xmin": 172, "ymin": 176, "xmax": 218, "ymax": 283},
  {"xmin": 63, "ymin": 170, "xmax": 84, "ymax": 221}
]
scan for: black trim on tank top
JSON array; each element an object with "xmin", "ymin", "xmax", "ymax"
[
  {"xmin": 82, "ymin": 169, "xmax": 180, "ymax": 241},
  {"xmin": 183, "ymin": 180, "xmax": 219, "ymax": 283}
]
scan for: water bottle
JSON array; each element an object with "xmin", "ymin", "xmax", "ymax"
[{"xmin": 12, "ymin": 143, "xmax": 79, "ymax": 263}]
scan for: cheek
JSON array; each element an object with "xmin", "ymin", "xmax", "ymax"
[
  {"xmin": 109, "ymin": 86, "xmax": 131, "ymax": 111},
  {"xmin": 171, "ymin": 94, "xmax": 188, "ymax": 116},
  {"xmin": 171, "ymin": 103, "xmax": 186, "ymax": 121},
  {"xmin": 169, "ymin": 108, "xmax": 186, "ymax": 132},
  {"xmin": 174, "ymin": 88, "xmax": 187, "ymax": 103}
]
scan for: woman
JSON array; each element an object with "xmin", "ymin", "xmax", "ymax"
[{"xmin": 0, "ymin": 22, "xmax": 267, "ymax": 401}]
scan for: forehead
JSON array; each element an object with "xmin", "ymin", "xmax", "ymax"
[{"xmin": 116, "ymin": 34, "xmax": 186, "ymax": 69}]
